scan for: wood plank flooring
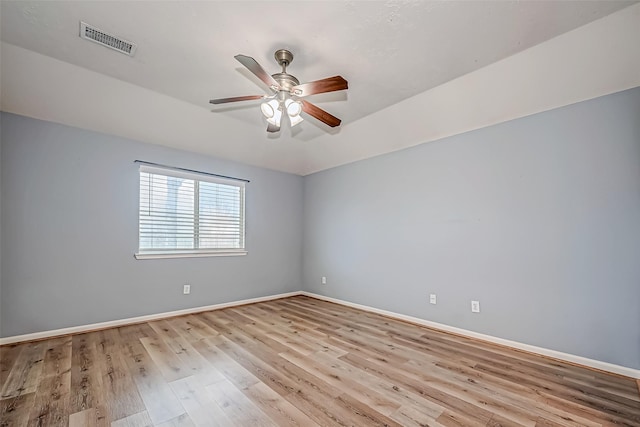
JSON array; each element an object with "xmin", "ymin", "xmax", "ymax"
[{"xmin": 1, "ymin": 295, "xmax": 639, "ymax": 426}]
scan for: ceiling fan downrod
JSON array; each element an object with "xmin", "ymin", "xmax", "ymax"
[
  {"xmin": 274, "ymin": 49, "xmax": 293, "ymax": 72},
  {"xmin": 271, "ymin": 49, "xmax": 299, "ymax": 91}
]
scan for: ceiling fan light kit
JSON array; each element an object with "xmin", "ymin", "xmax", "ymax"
[{"xmin": 210, "ymin": 49, "xmax": 348, "ymax": 133}]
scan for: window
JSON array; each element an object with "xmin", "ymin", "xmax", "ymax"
[{"xmin": 135, "ymin": 164, "xmax": 246, "ymax": 259}]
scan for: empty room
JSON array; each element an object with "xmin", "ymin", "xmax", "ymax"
[{"xmin": 1, "ymin": 1, "xmax": 640, "ymax": 426}]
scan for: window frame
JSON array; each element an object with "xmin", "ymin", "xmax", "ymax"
[{"xmin": 134, "ymin": 164, "xmax": 247, "ymax": 260}]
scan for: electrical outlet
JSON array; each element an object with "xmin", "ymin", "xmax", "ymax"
[
  {"xmin": 183, "ymin": 284, "xmax": 191, "ymax": 295},
  {"xmin": 429, "ymin": 294, "xmax": 437, "ymax": 304},
  {"xmin": 321, "ymin": 276, "xmax": 327, "ymax": 285},
  {"xmin": 471, "ymin": 300, "xmax": 480, "ymax": 313}
]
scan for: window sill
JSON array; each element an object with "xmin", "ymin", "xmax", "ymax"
[{"xmin": 134, "ymin": 250, "xmax": 248, "ymax": 260}]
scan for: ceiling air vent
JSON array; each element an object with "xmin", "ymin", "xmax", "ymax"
[{"xmin": 79, "ymin": 21, "xmax": 137, "ymax": 56}]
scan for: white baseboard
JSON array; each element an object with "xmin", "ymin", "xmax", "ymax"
[
  {"xmin": 3, "ymin": 290, "xmax": 638, "ymax": 379},
  {"xmin": 301, "ymin": 291, "xmax": 640, "ymax": 379},
  {"xmin": 0, "ymin": 291, "xmax": 303, "ymax": 346}
]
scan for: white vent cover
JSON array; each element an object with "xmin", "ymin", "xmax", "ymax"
[{"xmin": 79, "ymin": 21, "xmax": 137, "ymax": 56}]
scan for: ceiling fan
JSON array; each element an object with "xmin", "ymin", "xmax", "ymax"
[{"xmin": 209, "ymin": 49, "xmax": 348, "ymax": 133}]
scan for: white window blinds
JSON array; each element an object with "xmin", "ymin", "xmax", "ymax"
[{"xmin": 136, "ymin": 164, "xmax": 246, "ymax": 258}]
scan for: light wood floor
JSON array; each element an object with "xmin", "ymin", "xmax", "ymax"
[{"xmin": 1, "ymin": 296, "xmax": 639, "ymax": 426}]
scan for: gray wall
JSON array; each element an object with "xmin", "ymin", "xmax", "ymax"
[
  {"xmin": 303, "ymin": 87, "xmax": 640, "ymax": 370},
  {"xmin": 3, "ymin": 88, "xmax": 640, "ymax": 371},
  {"xmin": 0, "ymin": 113, "xmax": 304, "ymax": 337}
]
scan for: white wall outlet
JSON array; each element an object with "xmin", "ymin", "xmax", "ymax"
[
  {"xmin": 321, "ymin": 276, "xmax": 327, "ymax": 285},
  {"xmin": 429, "ymin": 294, "xmax": 437, "ymax": 304},
  {"xmin": 471, "ymin": 300, "xmax": 480, "ymax": 313},
  {"xmin": 183, "ymin": 284, "xmax": 191, "ymax": 294}
]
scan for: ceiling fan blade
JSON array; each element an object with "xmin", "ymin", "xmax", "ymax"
[
  {"xmin": 301, "ymin": 100, "xmax": 342, "ymax": 127},
  {"xmin": 235, "ymin": 54, "xmax": 281, "ymax": 91},
  {"xmin": 291, "ymin": 76, "xmax": 348, "ymax": 97},
  {"xmin": 209, "ymin": 95, "xmax": 265, "ymax": 105}
]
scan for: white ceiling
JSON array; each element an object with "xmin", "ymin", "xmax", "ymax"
[{"xmin": 1, "ymin": 1, "xmax": 639, "ymax": 175}]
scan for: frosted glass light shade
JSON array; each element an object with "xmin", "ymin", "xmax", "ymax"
[
  {"xmin": 285, "ymin": 99, "xmax": 302, "ymax": 116},
  {"xmin": 261, "ymin": 98, "xmax": 279, "ymax": 119},
  {"xmin": 285, "ymin": 99, "xmax": 304, "ymax": 127},
  {"xmin": 260, "ymin": 102, "xmax": 274, "ymax": 118},
  {"xmin": 269, "ymin": 107, "xmax": 282, "ymax": 127}
]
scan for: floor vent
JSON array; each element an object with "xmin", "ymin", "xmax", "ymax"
[{"xmin": 79, "ymin": 21, "xmax": 137, "ymax": 56}]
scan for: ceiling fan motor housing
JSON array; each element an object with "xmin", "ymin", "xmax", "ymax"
[{"xmin": 272, "ymin": 72, "xmax": 300, "ymax": 91}]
